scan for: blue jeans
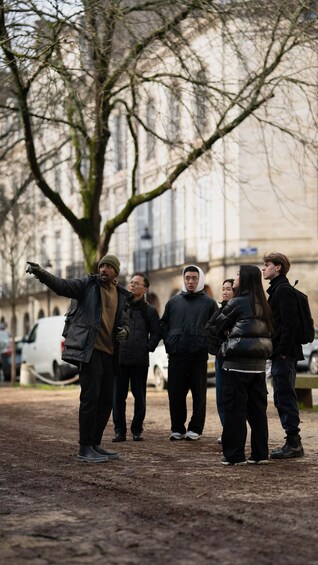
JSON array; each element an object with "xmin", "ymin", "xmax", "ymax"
[{"xmin": 271, "ymin": 355, "xmax": 300, "ymax": 436}]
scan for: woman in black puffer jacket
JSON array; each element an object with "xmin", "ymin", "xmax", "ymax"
[{"xmin": 213, "ymin": 265, "xmax": 273, "ymax": 466}]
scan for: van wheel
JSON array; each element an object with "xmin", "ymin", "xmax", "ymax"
[
  {"xmin": 309, "ymin": 352, "xmax": 318, "ymax": 374},
  {"xmin": 154, "ymin": 367, "xmax": 166, "ymax": 391},
  {"xmin": 53, "ymin": 362, "xmax": 63, "ymax": 381}
]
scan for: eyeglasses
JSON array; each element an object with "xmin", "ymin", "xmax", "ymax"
[{"xmin": 129, "ymin": 281, "xmax": 145, "ymax": 287}]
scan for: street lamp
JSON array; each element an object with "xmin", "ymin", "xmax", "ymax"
[
  {"xmin": 140, "ymin": 227, "xmax": 152, "ymax": 274},
  {"xmin": 45, "ymin": 260, "xmax": 52, "ymax": 316}
]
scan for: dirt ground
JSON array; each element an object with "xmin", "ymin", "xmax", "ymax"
[{"xmin": 0, "ymin": 384, "xmax": 318, "ymax": 565}]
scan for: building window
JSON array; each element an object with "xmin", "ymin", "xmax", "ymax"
[
  {"xmin": 55, "ymin": 231, "xmax": 62, "ymax": 277},
  {"xmin": 167, "ymin": 88, "xmax": 181, "ymax": 142},
  {"xmin": 114, "ymin": 113, "xmax": 125, "ymax": 172},
  {"xmin": 39, "ymin": 189, "xmax": 46, "ymax": 208},
  {"xmin": 40, "ymin": 236, "xmax": 46, "ymax": 265},
  {"xmin": 194, "ymin": 70, "xmax": 208, "ymax": 133},
  {"xmin": 54, "ymin": 162, "xmax": 61, "ymax": 192},
  {"xmin": 146, "ymin": 99, "xmax": 156, "ymax": 160}
]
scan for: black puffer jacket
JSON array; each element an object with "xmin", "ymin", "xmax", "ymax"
[
  {"xmin": 214, "ymin": 294, "xmax": 272, "ymax": 370},
  {"xmin": 161, "ymin": 291, "xmax": 218, "ymax": 357},
  {"xmin": 119, "ymin": 299, "xmax": 161, "ymax": 367},
  {"xmin": 35, "ymin": 270, "xmax": 132, "ymax": 365},
  {"xmin": 205, "ymin": 301, "xmax": 227, "ymax": 356}
]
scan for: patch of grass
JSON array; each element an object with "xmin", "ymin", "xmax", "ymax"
[
  {"xmin": 19, "ymin": 383, "xmax": 78, "ymax": 391},
  {"xmin": 298, "ymin": 401, "xmax": 318, "ymax": 411}
]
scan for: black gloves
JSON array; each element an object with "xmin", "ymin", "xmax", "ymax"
[
  {"xmin": 115, "ymin": 327, "xmax": 128, "ymax": 341},
  {"xmin": 26, "ymin": 261, "xmax": 45, "ymax": 279}
]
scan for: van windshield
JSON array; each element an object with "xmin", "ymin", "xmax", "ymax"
[{"xmin": 27, "ymin": 324, "xmax": 38, "ymax": 344}]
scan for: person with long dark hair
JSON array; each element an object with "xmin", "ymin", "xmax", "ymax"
[{"xmin": 213, "ymin": 265, "xmax": 273, "ymax": 465}]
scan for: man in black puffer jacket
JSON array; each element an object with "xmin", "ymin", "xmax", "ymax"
[
  {"xmin": 161, "ymin": 265, "xmax": 218, "ymax": 441},
  {"xmin": 26, "ymin": 255, "xmax": 132, "ymax": 463},
  {"xmin": 112, "ymin": 273, "xmax": 161, "ymax": 443}
]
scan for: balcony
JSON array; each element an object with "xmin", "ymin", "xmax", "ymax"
[
  {"xmin": 66, "ymin": 262, "xmax": 86, "ymax": 279},
  {"xmin": 133, "ymin": 238, "xmax": 210, "ymax": 272}
]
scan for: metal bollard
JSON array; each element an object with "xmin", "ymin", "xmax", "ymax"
[{"xmin": 20, "ymin": 363, "xmax": 36, "ymax": 386}]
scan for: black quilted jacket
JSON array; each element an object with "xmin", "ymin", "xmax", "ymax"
[
  {"xmin": 119, "ymin": 299, "xmax": 161, "ymax": 367},
  {"xmin": 214, "ymin": 294, "xmax": 272, "ymax": 370}
]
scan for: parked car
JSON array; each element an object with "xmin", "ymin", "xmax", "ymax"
[
  {"xmin": 147, "ymin": 342, "xmax": 216, "ymax": 391},
  {"xmin": 0, "ymin": 328, "xmax": 10, "ymax": 355},
  {"xmin": 1, "ymin": 337, "xmax": 24, "ymax": 381},
  {"xmin": 297, "ymin": 329, "xmax": 318, "ymax": 374},
  {"xmin": 22, "ymin": 316, "xmax": 78, "ymax": 381},
  {"xmin": 0, "ymin": 328, "xmax": 10, "ymax": 380}
]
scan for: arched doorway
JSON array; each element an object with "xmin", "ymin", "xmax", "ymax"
[
  {"xmin": 147, "ymin": 292, "xmax": 160, "ymax": 313},
  {"xmin": 23, "ymin": 312, "xmax": 30, "ymax": 336}
]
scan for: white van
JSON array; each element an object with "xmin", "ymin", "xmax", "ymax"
[{"xmin": 22, "ymin": 316, "xmax": 78, "ymax": 380}]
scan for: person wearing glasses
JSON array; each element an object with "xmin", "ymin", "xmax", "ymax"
[
  {"xmin": 161, "ymin": 265, "xmax": 218, "ymax": 441},
  {"xmin": 112, "ymin": 273, "xmax": 161, "ymax": 442}
]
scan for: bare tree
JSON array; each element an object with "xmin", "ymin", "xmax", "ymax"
[
  {"xmin": 0, "ymin": 0, "xmax": 317, "ymax": 270},
  {"xmin": 0, "ymin": 189, "xmax": 36, "ymax": 384}
]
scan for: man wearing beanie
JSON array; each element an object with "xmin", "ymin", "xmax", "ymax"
[
  {"xmin": 26, "ymin": 254, "xmax": 133, "ymax": 463},
  {"xmin": 161, "ymin": 265, "xmax": 218, "ymax": 441}
]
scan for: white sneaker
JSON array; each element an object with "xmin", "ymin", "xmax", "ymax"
[
  {"xmin": 169, "ymin": 432, "xmax": 186, "ymax": 441},
  {"xmin": 185, "ymin": 431, "xmax": 201, "ymax": 441},
  {"xmin": 247, "ymin": 458, "xmax": 269, "ymax": 465}
]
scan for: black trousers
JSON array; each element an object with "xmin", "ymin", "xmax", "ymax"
[
  {"xmin": 79, "ymin": 349, "xmax": 115, "ymax": 446},
  {"xmin": 222, "ymin": 368, "xmax": 268, "ymax": 463},
  {"xmin": 271, "ymin": 355, "xmax": 300, "ymax": 436},
  {"xmin": 113, "ymin": 365, "xmax": 148, "ymax": 435},
  {"xmin": 168, "ymin": 355, "xmax": 207, "ymax": 435}
]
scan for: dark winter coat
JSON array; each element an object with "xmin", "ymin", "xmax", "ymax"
[
  {"xmin": 160, "ymin": 291, "xmax": 218, "ymax": 357},
  {"xmin": 35, "ymin": 270, "xmax": 132, "ymax": 365},
  {"xmin": 205, "ymin": 301, "xmax": 227, "ymax": 356},
  {"xmin": 267, "ymin": 275, "xmax": 303, "ymax": 360},
  {"xmin": 119, "ymin": 299, "xmax": 162, "ymax": 367},
  {"xmin": 214, "ymin": 294, "xmax": 272, "ymax": 371}
]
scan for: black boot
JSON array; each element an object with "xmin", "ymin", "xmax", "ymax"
[
  {"xmin": 77, "ymin": 445, "xmax": 110, "ymax": 462},
  {"xmin": 270, "ymin": 435, "xmax": 304, "ymax": 459},
  {"xmin": 93, "ymin": 445, "xmax": 119, "ymax": 460}
]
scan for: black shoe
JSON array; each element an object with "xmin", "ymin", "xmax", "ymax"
[
  {"xmin": 270, "ymin": 435, "xmax": 304, "ymax": 459},
  {"xmin": 93, "ymin": 445, "xmax": 119, "ymax": 460},
  {"xmin": 112, "ymin": 433, "xmax": 126, "ymax": 443},
  {"xmin": 132, "ymin": 433, "xmax": 143, "ymax": 442},
  {"xmin": 221, "ymin": 457, "xmax": 246, "ymax": 466},
  {"xmin": 77, "ymin": 445, "xmax": 109, "ymax": 463}
]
